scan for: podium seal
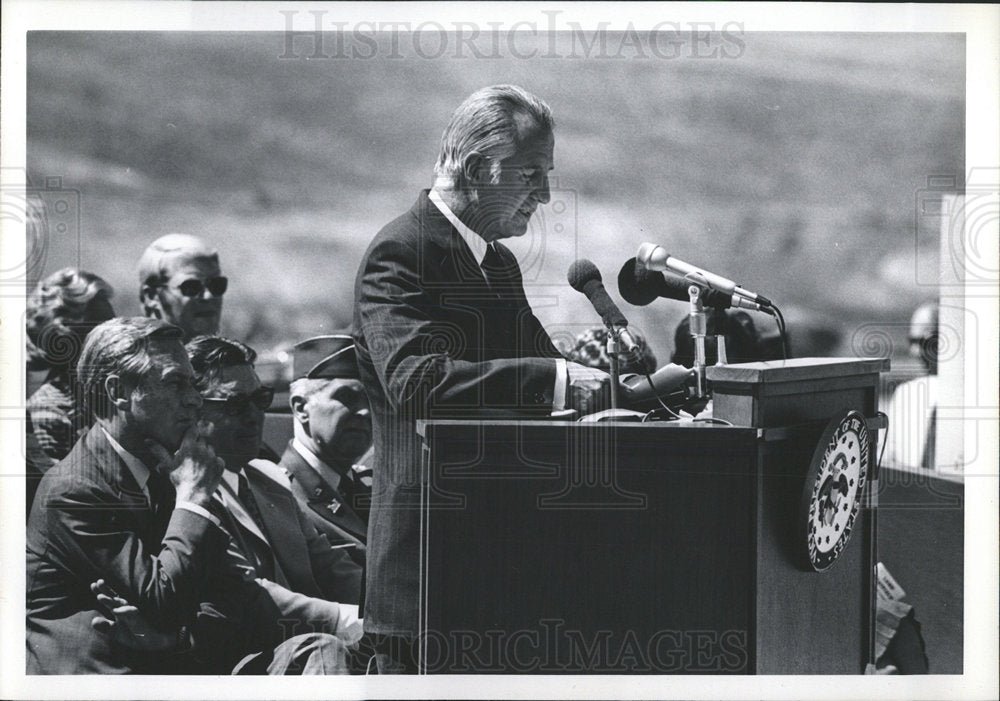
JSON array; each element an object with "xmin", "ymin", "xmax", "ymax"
[{"xmin": 798, "ymin": 410, "xmax": 870, "ymax": 572}]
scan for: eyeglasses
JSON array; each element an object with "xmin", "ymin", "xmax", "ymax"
[
  {"xmin": 169, "ymin": 276, "xmax": 228, "ymax": 298},
  {"xmin": 201, "ymin": 386, "xmax": 274, "ymax": 415}
]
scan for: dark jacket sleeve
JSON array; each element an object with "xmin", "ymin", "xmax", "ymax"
[
  {"xmin": 357, "ymin": 236, "xmax": 559, "ymax": 418},
  {"xmin": 37, "ymin": 481, "xmax": 230, "ymax": 630},
  {"xmin": 190, "ymin": 534, "xmax": 343, "ymax": 672}
]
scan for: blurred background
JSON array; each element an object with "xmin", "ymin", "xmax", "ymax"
[{"xmin": 25, "ymin": 30, "xmax": 964, "ymax": 385}]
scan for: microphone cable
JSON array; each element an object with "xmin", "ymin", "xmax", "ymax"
[
  {"xmin": 876, "ymin": 410, "xmax": 889, "ymax": 474},
  {"xmin": 769, "ymin": 301, "xmax": 789, "ymax": 360},
  {"xmin": 641, "ymin": 371, "xmax": 682, "ymax": 420}
]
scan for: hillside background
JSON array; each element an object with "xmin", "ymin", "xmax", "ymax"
[{"xmin": 25, "ymin": 31, "xmax": 964, "ymax": 376}]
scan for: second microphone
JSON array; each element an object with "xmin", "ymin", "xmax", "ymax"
[{"xmin": 567, "ymin": 259, "xmax": 641, "ymax": 354}]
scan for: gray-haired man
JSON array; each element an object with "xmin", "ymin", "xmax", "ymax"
[
  {"xmin": 353, "ymin": 84, "xmax": 610, "ymax": 672},
  {"xmin": 139, "ymin": 234, "xmax": 226, "ymax": 341}
]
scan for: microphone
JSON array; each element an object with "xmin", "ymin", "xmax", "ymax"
[
  {"xmin": 567, "ymin": 259, "xmax": 640, "ymax": 353},
  {"xmin": 617, "ymin": 257, "xmax": 773, "ymax": 313},
  {"xmin": 636, "ymin": 243, "xmax": 772, "ymax": 307}
]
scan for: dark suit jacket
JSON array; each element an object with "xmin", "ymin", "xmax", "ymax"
[
  {"xmin": 276, "ymin": 442, "xmax": 368, "ymax": 565},
  {"xmin": 26, "ymin": 428, "xmax": 356, "ymax": 674},
  {"xmin": 236, "ymin": 462, "xmax": 363, "ymax": 603},
  {"xmin": 26, "ymin": 426, "xmax": 230, "ymax": 673},
  {"xmin": 189, "ymin": 463, "xmax": 364, "ymax": 673},
  {"xmin": 353, "ymin": 190, "xmax": 562, "ymax": 636}
]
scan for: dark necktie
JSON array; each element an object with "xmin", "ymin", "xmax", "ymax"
[
  {"xmin": 336, "ymin": 468, "xmax": 357, "ymax": 508},
  {"xmin": 237, "ymin": 473, "xmax": 268, "ymax": 538},
  {"xmin": 481, "ymin": 243, "xmax": 516, "ymax": 289},
  {"xmin": 236, "ymin": 473, "xmax": 276, "ymax": 580},
  {"xmin": 146, "ymin": 469, "xmax": 175, "ymax": 535}
]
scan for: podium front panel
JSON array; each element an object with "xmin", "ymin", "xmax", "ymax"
[
  {"xmin": 418, "ymin": 421, "xmax": 759, "ymax": 674},
  {"xmin": 418, "ymin": 418, "xmax": 874, "ymax": 674}
]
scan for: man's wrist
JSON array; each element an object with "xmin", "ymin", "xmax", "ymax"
[
  {"xmin": 553, "ymin": 357, "xmax": 568, "ymax": 411},
  {"xmin": 175, "ymin": 500, "xmax": 224, "ymax": 528},
  {"xmin": 174, "ymin": 488, "xmax": 212, "ymax": 508}
]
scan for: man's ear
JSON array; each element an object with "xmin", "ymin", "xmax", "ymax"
[
  {"xmin": 104, "ymin": 375, "xmax": 131, "ymax": 412},
  {"xmin": 140, "ymin": 285, "xmax": 162, "ymax": 319},
  {"xmin": 461, "ymin": 151, "xmax": 489, "ymax": 187},
  {"xmin": 289, "ymin": 393, "xmax": 309, "ymax": 428}
]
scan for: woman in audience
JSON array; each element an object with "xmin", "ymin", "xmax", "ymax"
[{"xmin": 26, "ymin": 268, "xmax": 115, "ymax": 477}]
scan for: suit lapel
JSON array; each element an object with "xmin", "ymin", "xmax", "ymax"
[
  {"xmin": 217, "ymin": 476, "xmax": 291, "ymax": 589},
  {"xmin": 247, "ymin": 464, "xmax": 327, "ymax": 589},
  {"xmin": 83, "ymin": 428, "xmax": 162, "ymax": 540},
  {"xmin": 413, "ymin": 190, "xmax": 493, "ymax": 289},
  {"xmin": 84, "ymin": 427, "xmax": 141, "ymax": 499},
  {"xmin": 217, "ymin": 477, "xmax": 269, "ymax": 544}
]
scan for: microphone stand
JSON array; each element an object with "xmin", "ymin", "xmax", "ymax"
[
  {"xmin": 606, "ymin": 329, "xmax": 621, "ymax": 410},
  {"xmin": 688, "ymin": 285, "xmax": 707, "ymax": 398}
]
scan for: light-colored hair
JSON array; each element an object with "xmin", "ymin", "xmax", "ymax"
[
  {"xmin": 26, "ymin": 268, "xmax": 114, "ymax": 370},
  {"xmin": 138, "ymin": 233, "xmax": 219, "ymax": 303},
  {"xmin": 77, "ymin": 317, "xmax": 184, "ymax": 421},
  {"xmin": 434, "ymin": 84, "xmax": 554, "ymax": 188}
]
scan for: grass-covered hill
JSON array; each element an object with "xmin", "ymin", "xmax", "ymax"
[{"xmin": 26, "ymin": 31, "xmax": 964, "ymax": 368}]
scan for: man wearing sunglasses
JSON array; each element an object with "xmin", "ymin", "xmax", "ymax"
[
  {"xmin": 139, "ymin": 234, "xmax": 227, "ymax": 341},
  {"xmin": 184, "ymin": 335, "xmax": 368, "ymax": 669}
]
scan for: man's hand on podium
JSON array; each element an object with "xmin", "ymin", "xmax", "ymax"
[{"xmin": 566, "ymin": 362, "xmax": 612, "ymax": 416}]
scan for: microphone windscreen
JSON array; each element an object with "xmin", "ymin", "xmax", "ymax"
[
  {"xmin": 567, "ymin": 258, "xmax": 602, "ymax": 292},
  {"xmin": 620, "ymin": 254, "xmax": 736, "ymax": 311},
  {"xmin": 618, "ymin": 258, "xmax": 658, "ymax": 306}
]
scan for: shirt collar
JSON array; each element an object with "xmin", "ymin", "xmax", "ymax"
[
  {"xmin": 100, "ymin": 425, "xmax": 150, "ymax": 493},
  {"xmin": 428, "ymin": 187, "xmax": 493, "ymax": 266},
  {"xmin": 217, "ymin": 466, "xmax": 269, "ymax": 544},
  {"xmin": 221, "ymin": 467, "xmax": 246, "ymax": 494},
  {"xmin": 292, "ymin": 437, "xmax": 342, "ymax": 491}
]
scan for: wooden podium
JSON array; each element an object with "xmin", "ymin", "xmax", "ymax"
[{"xmin": 416, "ymin": 357, "xmax": 888, "ymax": 674}]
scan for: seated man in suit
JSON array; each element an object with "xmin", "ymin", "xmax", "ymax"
[
  {"xmin": 27, "ymin": 317, "xmax": 354, "ymax": 674},
  {"xmin": 184, "ymin": 335, "xmax": 366, "ymax": 666},
  {"xmin": 270, "ymin": 334, "xmax": 373, "ymax": 565},
  {"xmin": 139, "ymin": 234, "xmax": 226, "ymax": 341},
  {"xmin": 26, "ymin": 316, "xmax": 229, "ymax": 673}
]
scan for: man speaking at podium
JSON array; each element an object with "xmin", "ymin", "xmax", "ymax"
[{"xmin": 353, "ymin": 85, "xmax": 609, "ymax": 673}]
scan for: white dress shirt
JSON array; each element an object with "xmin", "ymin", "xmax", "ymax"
[
  {"xmin": 217, "ymin": 468, "xmax": 270, "ymax": 545},
  {"xmin": 428, "ymin": 188, "xmax": 567, "ymax": 411},
  {"xmin": 291, "ymin": 437, "xmax": 344, "ymax": 492},
  {"xmin": 100, "ymin": 426, "xmax": 221, "ymax": 527}
]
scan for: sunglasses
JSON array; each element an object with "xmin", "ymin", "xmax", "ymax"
[
  {"xmin": 170, "ymin": 276, "xmax": 228, "ymax": 298},
  {"xmin": 201, "ymin": 386, "xmax": 275, "ymax": 416}
]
